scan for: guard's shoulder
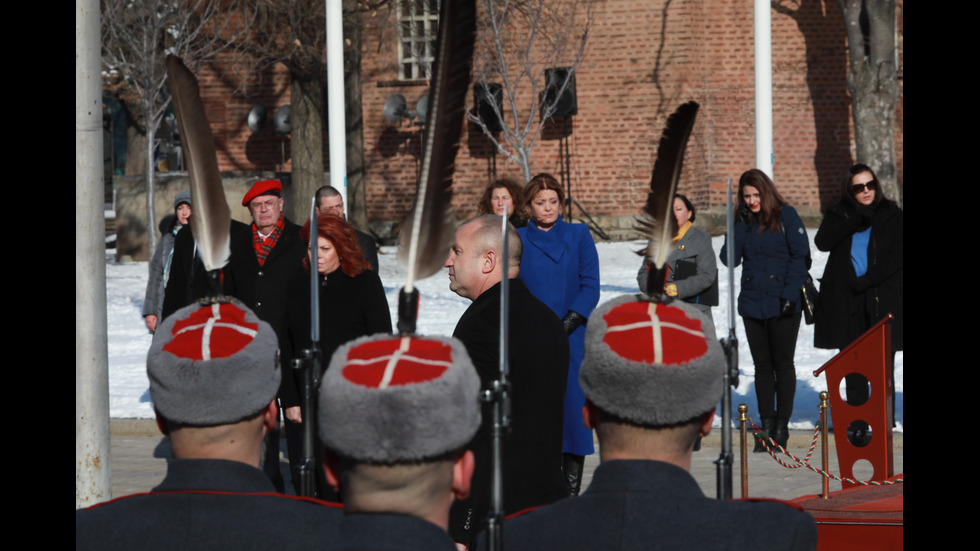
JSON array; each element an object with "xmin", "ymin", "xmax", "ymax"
[
  {"xmin": 732, "ymin": 497, "xmax": 817, "ymax": 548},
  {"xmin": 733, "ymin": 496, "xmax": 806, "ymax": 513}
]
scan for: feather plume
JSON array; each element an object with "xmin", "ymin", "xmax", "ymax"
[
  {"xmin": 166, "ymin": 55, "xmax": 231, "ymax": 272},
  {"xmin": 638, "ymin": 101, "xmax": 699, "ymax": 297},
  {"xmin": 398, "ymin": 0, "xmax": 476, "ymax": 289}
]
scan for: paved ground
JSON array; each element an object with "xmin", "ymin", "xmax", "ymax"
[{"xmin": 105, "ymin": 419, "xmax": 903, "ymax": 501}]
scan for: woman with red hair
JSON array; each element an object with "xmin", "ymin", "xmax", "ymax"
[{"xmin": 283, "ymin": 215, "xmax": 392, "ymax": 496}]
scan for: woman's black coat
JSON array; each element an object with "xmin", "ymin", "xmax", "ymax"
[{"xmin": 813, "ymin": 201, "xmax": 903, "ymax": 351}]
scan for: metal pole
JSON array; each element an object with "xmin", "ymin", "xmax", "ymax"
[
  {"xmin": 738, "ymin": 404, "xmax": 749, "ymax": 498},
  {"xmin": 486, "ymin": 210, "xmax": 511, "ymax": 551},
  {"xmin": 716, "ymin": 178, "xmax": 738, "ymax": 500},
  {"xmin": 295, "ymin": 198, "xmax": 320, "ymax": 498},
  {"xmin": 753, "ymin": 0, "xmax": 773, "ymax": 177},
  {"xmin": 76, "ymin": 0, "xmax": 111, "ymax": 507},
  {"xmin": 325, "ymin": 0, "xmax": 348, "ymax": 215},
  {"xmin": 820, "ymin": 391, "xmax": 830, "ymax": 499}
]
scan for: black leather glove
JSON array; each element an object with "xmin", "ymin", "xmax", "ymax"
[
  {"xmin": 736, "ymin": 202, "xmax": 752, "ymax": 225},
  {"xmin": 854, "ymin": 205, "xmax": 874, "ymax": 230},
  {"xmin": 779, "ymin": 299, "xmax": 797, "ymax": 319},
  {"xmin": 561, "ymin": 311, "xmax": 586, "ymax": 335}
]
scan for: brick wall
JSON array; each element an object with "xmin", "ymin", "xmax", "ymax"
[{"xmin": 183, "ymin": 0, "xmax": 902, "ymax": 227}]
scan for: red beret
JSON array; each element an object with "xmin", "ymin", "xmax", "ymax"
[{"xmin": 242, "ymin": 179, "xmax": 282, "ymax": 206}]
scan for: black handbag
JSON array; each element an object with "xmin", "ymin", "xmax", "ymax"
[
  {"xmin": 779, "ymin": 219, "xmax": 818, "ymax": 324},
  {"xmin": 800, "ymin": 273, "xmax": 818, "ymax": 325}
]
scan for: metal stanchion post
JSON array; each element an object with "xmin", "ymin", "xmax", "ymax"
[
  {"xmin": 737, "ymin": 404, "xmax": 749, "ymax": 498},
  {"xmin": 819, "ymin": 391, "xmax": 830, "ymax": 499}
]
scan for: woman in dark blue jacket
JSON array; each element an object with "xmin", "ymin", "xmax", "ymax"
[{"xmin": 721, "ymin": 169, "xmax": 810, "ymax": 450}]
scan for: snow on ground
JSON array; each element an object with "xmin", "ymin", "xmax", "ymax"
[{"xmin": 105, "ymin": 229, "xmax": 902, "ymax": 430}]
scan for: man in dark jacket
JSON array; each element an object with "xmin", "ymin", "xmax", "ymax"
[
  {"xmin": 314, "ymin": 185, "xmax": 379, "ymax": 273},
  {"xmin": 76, "ymin": 300, "xmax": 341, "ymax": 550},
  {"xmin": 226, "ymin": 179, "xmax": 307, "ymax": 491},
  {"xmin": 444, "ymin": 215, "xmax": 570, "ymax": 546}
]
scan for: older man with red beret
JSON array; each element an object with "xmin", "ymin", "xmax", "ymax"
[{"xmin": 226, "ymin": 179, "xmax": 307, "ymax": 492}]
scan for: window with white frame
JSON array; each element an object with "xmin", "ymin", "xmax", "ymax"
[{"xmin": 398, "ymin": 0, "xmax": 439, "ymax": 80}]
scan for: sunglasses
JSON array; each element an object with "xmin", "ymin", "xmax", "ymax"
[{"xmin": 851, "ymin": 180, "xmax": 877, "ymax": 194}]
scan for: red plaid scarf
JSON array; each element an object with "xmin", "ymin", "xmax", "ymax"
[{"xmin": 252, "ymin": 214, "xmax": 285, "ymax": 266}]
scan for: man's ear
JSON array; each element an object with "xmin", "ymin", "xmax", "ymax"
[
  {"xmin": 262, "ymin": 400, "xmax": 278, "ymax": 432},
  {"xmin": 154, "ymin": 408, "xmax": 170, "ymax": 436},
  {"xmin": 482, "ymin": 249, "xmax": 497, "ymax": 274},
  {"xmin": 323, "ymin": 449, "xmax": 342, "ymax": 493},
  {"xmin": 699, "ymin": 409, "xmax": 715, "ymax": 437},
  {"xmin": 582, "ymin": 401, "xmax": 598, "ymax": 430},
  {"xmin": 452, "ymin": 450, "xmax": 476, "ymax": 500}
]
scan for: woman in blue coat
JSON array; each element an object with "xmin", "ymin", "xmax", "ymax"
[
  {"xmin": 518, "ymin": 173, "xmax": 600, "ymax": 496},
  {"xmin": 721, "ymin": 169, "xmax": 810, "ymax": 451}
]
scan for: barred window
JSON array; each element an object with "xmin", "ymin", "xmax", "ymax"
[{"xmin": 398, "ymin": 0, "xmax": 439, "ymax": 80}]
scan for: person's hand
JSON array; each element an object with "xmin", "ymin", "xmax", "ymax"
[
  {"xmin": 855, "ymin": 205, "xmax": 874, "ymax": 228},
  {"xmin": 736, "ymin": 202, "xmax": 751, "ymax": 225},
  {"xmin": 561, "ymin": 311, "xmax": 586, "ymax": 335},
  {"xmin": 145, "ymin": 315, "xmax": 158, "ymax": 333},
  {"xmin": 778, "ymin": 299, "xmax": 797, "ymax": 319},
  {"xmin": 285, "ymin": 406, "xmax": 302, "ymax": 424},
  {"xmin": 664, "ymin": 283, "xmax": 678, "ymax": 297}
]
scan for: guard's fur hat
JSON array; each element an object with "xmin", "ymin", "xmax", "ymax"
[
  {"xmin": 147, "ymin": 298, "xmax": 280, "ymax": 425},
  {"xmin": 319, "ymin": 334, "xmax": 481, "ymax": 463},
  {"xmin": 580, "ymin": 295, "xmax": 723, "ymax": 426}
]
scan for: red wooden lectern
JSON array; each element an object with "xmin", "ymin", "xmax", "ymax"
[{"xmin": 813, "ymin": 314, "xmax": 894, "ymax": 489}]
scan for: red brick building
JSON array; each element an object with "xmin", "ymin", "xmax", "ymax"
[{"xmin": 169, "ymin": 0, "xmax": 903, "ymax": 233}]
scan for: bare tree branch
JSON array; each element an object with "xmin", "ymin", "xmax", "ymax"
[
  {"xmin": 466, "ymin": 0, "xmax": 595, "ymax": 182},
  {"xmin": 102, "ymin": 0, "xmax": 254, "ymax": 253}
]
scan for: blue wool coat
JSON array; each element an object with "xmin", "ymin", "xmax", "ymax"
[
  {"xmin": 518, "ymin": 217, "xmax": 600, "ymax": 455},
  {"xmin": 720, "ymin": 205, "xmax": 810, "ymax": 320}
]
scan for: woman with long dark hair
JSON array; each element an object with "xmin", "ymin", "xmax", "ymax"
[
  {"xmin": 721, "ymin": 169, "xmax": 810, "ymax": 450},
  {"xmin": 637, "ymin": 193, "xmax": 719, "ymax": 327},
  {"xmin": 814, "ymin": 164, "xmax": 902, "ymax": 432},
  {"xmin": 283, "ymin": 215, "xmax": 392, "ymax": 496},
  {"xmin": 517, "ymin": 173, "xmax": 600, "ymax": 495}
]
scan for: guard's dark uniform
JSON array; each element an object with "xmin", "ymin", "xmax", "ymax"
[
  {"xmin": 76, "ymin": 459, "xmax": 342, "ymax": 550},
  {"xmin": 325, "ymin": 514, "xmax": 456, "ymax": 551},
  {"xmin": 490, "ymin": 460, "xmax": 817, "ymax": 551}
]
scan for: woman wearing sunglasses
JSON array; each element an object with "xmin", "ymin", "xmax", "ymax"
[{"xmin": 814, "ymin": 164, "xmax": 903, "ymax": 434}]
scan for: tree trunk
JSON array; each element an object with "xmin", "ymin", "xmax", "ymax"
[
  {"xmin": 125, "ymin": 126, "xmax": 147, "ymax": 176},
  {"xmin": 287, "ymin": 74, "xmax": 327, "ymax": 223},
  {"xmin": 344, "ymin": 20, "xmax": 368, "ymax": 232},
  {"xmin": 839, "ymin": 0, "xmax": 900, "ymax": 205}
]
